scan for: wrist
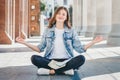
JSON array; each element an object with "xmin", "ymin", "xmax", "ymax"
[
  {"xmin": 22, "ymin": 41, "xmax": 27, "ymax": 45},
  {"xmin": 91, "ymin": 41, "xmax": 96, "ymax": 44}
]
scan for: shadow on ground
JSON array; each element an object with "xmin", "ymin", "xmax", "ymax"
[
  {"xmin": 0, "ymin": 43, "xmax": 119, "ymax": 53},
  {"xmin": 0, "ymin": 47, "xmax": 33, "ymax": 53},
  {"xmin": 0, "ymin": 65, "xmax": 37, "ymax": 80},
  {"xmin": 90, "ymin": 43, "xmax": 119, "ymax": 48},
  {"xmin": 0, "ymin": 56, "xmax": 120, "ymax": 80},
  {"xmin": 80, "ymin": 56, "xmax": 120, "ymax": 79}
]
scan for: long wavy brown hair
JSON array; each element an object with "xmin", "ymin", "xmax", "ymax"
[{"xmin": 48, "ymin": 6, "xmax": 71, "ymax": 28}]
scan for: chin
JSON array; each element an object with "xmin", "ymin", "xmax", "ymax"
[{"xmin": 56, "ymin": 20, "xmax": 65, "ymax": 23}]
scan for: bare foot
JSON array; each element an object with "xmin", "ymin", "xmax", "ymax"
[{"xmin": 49, "ymin": 69, "xmax": 55, "ymax": 75}]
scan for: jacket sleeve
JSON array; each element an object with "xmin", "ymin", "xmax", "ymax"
[
  {"xmin": 37, "ymin": 29, "xmax": 47, "ymax": 52},
  {"xmin": 72, "ymin": 29, "xmax": 86, "ymax": 53}
]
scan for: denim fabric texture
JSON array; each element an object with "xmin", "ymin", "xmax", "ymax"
[{"xmin": 37, "ymin": 24, "xmax": 86, "ymax": 58}]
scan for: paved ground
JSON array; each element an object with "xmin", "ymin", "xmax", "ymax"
[{"xmin": 0, "ymin": 36, "xmax": 120, "ymax": 80}]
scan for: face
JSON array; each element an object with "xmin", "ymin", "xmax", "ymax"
[{"xmin": 55, "ymin": 9, "xmax": 67, "ymax": 23}]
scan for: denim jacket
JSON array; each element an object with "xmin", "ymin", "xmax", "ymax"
[{"xmin": 37, "ymin": 25, "xmax": 86, "ymax": 58}]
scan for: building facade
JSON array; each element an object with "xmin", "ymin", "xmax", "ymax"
[
  {"xmin": 0, "ymin": 0, "xmax": 120, "ymax": 46},
  {"xmin": 0, "ymin": 0, "xmax": 40, "ymax": 44},
  {"xmin": 73, "ymin": 0, "xmax": 120, "ymax": 46}
]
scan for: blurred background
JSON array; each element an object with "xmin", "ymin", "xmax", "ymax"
[
  {"xmin": 0, "ymin": 0, "xmax": 120, "ymax": 80},
  {"xmin": 0, "ymin": 0, "xmax": 120, "ymax": 46}
]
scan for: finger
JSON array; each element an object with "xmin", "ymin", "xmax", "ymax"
[{"xmin": 16, "ymin": 37, "xmax": 19, "ymax": 41}]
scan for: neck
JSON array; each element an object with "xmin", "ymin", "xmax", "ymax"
[{"xmin": 56, "ymin": 22, "xmax": 64, "ymax": 29}]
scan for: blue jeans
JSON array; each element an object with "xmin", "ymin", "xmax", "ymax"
[{"xmin": 31, "ymin": 55, "xmax": 85, "ymax": 73}]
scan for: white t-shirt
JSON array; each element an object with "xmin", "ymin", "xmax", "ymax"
[{"xmin": 49, "ymin": 28, "xmax": 70, "ymax": 59}]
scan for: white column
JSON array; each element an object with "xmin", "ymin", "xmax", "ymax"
[
  {"xmin": 72, "ymin": 0, "xmax": 76, "ymax": 28},
  {"xmin": 107, "ymin": 0, "xmax": 120, "ymax": 45},
  {"xmin": 80, "ymin": 0, "xmax": 87, "ymax": 36},
  {"xmin": 73, "ymin": 0, "xmax": 81, "ymax": 35},
  {"xmin": 94, "ymin": 0, "xmax": 112, "ymax": 39},
  {"xmin": 77, "ymin": 0, "xmax": 81, "ymax": 35},
  {"xmin": 73, "ymin": 0, "xmax": 88, "ymax": 36},
  {"xmin": 85, "ymin": 0, "xmax": 96, "ymax": 37}
]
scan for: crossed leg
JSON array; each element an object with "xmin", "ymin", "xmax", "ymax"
[{"xmin": 31, "ymin": 55, "xmax": 85, "ymax": 74}]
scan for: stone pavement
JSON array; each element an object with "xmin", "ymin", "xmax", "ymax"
[{"xmin": 0, "ymin": 36, "xmax": 120, "ymax": 80}]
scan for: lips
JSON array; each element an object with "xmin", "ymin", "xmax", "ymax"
[{"xmin": 58, "ymin": 17, "xmax": 64, "ymax": 20}]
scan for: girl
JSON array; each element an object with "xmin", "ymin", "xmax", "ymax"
[{"xmin": 16, "ymin": 6, "xmax": 103, "ymax": 75}]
